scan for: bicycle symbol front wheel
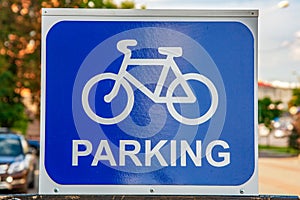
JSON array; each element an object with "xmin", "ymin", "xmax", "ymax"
[
  {"xmin": 166, "ymin": 73, "xmax": 218, "ymax": 125},
  {"xmin": 82, "ymin": 73, "xmax": 134, "ymax": 125}
]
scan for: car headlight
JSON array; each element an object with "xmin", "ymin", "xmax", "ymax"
[{"xmin": 7, "ymin": 161, "xmax": 26, "ymax": 174}]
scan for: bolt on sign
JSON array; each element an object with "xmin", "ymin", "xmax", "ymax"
[{"xmin": 40, "ymin": 9, "xmax": 258, "ymax": 195}]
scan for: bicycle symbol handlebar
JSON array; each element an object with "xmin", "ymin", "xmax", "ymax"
[{"xmin": 82, "ymin": 39, "xmax": 218, "ymax": 125}]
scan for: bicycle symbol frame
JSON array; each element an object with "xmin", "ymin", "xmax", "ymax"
[{"xmin": 82, "ymin": 39, "xmax": 218, "ymax": 125}]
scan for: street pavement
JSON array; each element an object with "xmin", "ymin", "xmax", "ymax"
[
  {"xmin": 259, "ymin": 155, "xmax": 300, "ymax": 197},
  {"xmin": 28, "ymin": 168, "xmax": 39, "ymax": 194}
]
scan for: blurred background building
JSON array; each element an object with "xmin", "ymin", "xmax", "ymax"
[{"xmin": 258, "ymin": 80, "xmax": 293, "ymax": 110}]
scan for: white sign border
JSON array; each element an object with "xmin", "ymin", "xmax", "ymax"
[{"xmin": 40, "ymin": 8, "xmax": 258, "ymax": 195}]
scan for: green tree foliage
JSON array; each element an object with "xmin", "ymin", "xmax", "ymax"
[
  {"xmin": 0, "ymin": 71, "xmax": 28, "ymax": 133},
  {"xmin": 289, "ymin": 88, "xmax": 300, "ymax": 107},
  {"xmin": 288, "ymin": 88, "xmax": 300, "ymax": 149},
  {"xmin": 120, "ymin": 0, "xmax": 135, "ymax": 8},
  {"xmin": 258, "ymin": 97, "xmax": 283, "ymax": 130},
  {"xmin": 0, "ymin": 0, "xmax": 135, "ymax": 133}
]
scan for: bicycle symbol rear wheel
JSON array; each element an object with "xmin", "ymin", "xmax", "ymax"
[
  {"xmin": 166, "ymin": 73, "xmax": 218, "ymax": 125},
  {"xmin": 82, "ymin": 73, "xmax": 134, "ymax": 125}
]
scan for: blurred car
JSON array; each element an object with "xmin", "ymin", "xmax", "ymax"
[
  {"xmin": 28, "ymin": 139, "xmax": 40, "ymax": 156},
  {"xmin": 271, "ymin": 115, "xmax": 294, "ymax": 138},
  {"xmin": 0, "ymin": 130, "xmax": 37, "ymax": 193}
]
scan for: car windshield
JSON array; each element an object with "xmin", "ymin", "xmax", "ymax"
[{"xmin": 0, "ymin": 138, "xmax": 22, "ymax": 157}]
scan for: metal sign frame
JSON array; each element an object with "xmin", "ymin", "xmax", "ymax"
[{"xmin": 40, "ymin": 8, "xmax": 258, "ymax": 195}]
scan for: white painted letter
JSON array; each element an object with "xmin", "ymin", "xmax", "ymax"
[
  {"xmin": 92, "ymin": 140, "xmax": 116, "ymax": 166},
  {"xmin": 119, "ymin": 140, "xmax": 142, "ymax": 166},
  {"xmin": 145, "ymin": 140, "xmax": 168, "ymax": 166},
  {"xmin": 206, "ymin": 140, "xmax": 230, "ymax": 167},
  {"xmin": 170, "ymin": 140, "xmax": 177, "ymax": 166},
  {"xmin": 181, "ymin": 140, "xmax": 202, "ymax": 166},
  {"xmin": 72, "ymin": 140, "xmax": 92, "ymax": 166}
]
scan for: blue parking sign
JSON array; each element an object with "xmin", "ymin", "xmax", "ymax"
[{"xmin": 41, "ymin": 9, "xmax": 258, "ymax": 195}]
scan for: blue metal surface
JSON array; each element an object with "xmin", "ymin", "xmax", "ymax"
[{"xmin": 45, "ymin": 21, "xmax": 255, "ymax": 186}]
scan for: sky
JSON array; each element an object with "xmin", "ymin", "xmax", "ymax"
[{"xmin": 115, "ymin": 0, "xmax": 300, "ymax": 83}]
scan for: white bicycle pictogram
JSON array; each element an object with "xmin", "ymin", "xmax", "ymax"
[{"xmin": 82, "ymin": 39, "xmax": 218, "ymax": 125}]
